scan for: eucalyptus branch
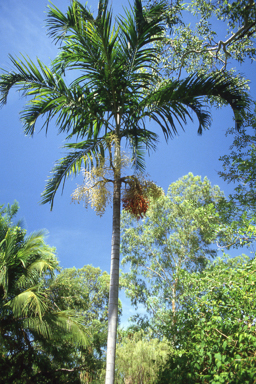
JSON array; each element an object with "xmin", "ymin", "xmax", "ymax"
[
  {"xmin": 173, "ymin": 9, "xmax": 256, "ymax": 77},
  {"xmin": 175, "ymin": 46, "xmax": 220, "ymax": 79},
  {"xmin": 207, "ymin": 21, "xmax": 256, "ymax": 69},
  {"xmin": 145, "ymin": 266, "xmax": 166, "ymax": 282},
  {"xmin": 154, "ymin": 257, "xmax": 171, "ymax": 284},
  {"xmin": 216, "ymin": 234, "xmax": 254, "ymax": 249}
]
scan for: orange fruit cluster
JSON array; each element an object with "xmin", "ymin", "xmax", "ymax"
[{"xmin": 122, "ymin": 193, "xmax": 149, "ymax": 219}]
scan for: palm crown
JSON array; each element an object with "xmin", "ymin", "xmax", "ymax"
[{"xmin": 0, "ymin": 0, "xmax": 249, "ymax": 208}]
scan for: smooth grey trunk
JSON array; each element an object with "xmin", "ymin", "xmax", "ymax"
[
  {"xmin": 105, "ymin": 177, "xmax": 121, "ymax": 384},
  {"xmin": 105, "ymin": 119, "xmax": 121, "ymax": 384}
]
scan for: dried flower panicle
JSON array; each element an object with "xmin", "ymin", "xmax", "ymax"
[
  {"xmin": 71, "ymin": 164, "xmax": 112, "ymax": 216},
  {"xmin": 71, "ymin": 150, "xmax": 131, "ymax": 216}
]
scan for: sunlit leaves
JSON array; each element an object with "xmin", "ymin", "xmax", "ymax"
[
  {"xmin": 115, "ymin": 330, "xmax": 170, "ymax": 384},
  {"xmin": 154, "ymin": 0, "xmax": 256, "ymax": 84},
  {"xmin": 121, "ymin": 173, "xmax": 227, "ymax": 325},
  {"xmin": 159, "ymin": 254, "xmax": 256, "ymax": 383}
]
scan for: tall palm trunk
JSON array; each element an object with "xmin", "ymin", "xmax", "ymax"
[
  {"xmin": 105, "ymin": 123, "xmax": 121, "ymax": 384},
  {"xmin": 105, "ymin": 176, "xmax": 121, "ymax": 384}
]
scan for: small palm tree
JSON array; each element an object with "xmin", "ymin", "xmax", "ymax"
[
  {"xmin": 0, "ymin": 1, "xmax": 250, "ymax": 382},
  {"xmin": 0, "ymin": 202, "xmax": 89, "ymax": 381}
]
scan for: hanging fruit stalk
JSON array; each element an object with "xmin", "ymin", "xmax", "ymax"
[{"xmin": 122, "ymin": 180, "xmax": 149, "ymax": 219}]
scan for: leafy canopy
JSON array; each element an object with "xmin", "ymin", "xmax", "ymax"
[
  {"xmin": 159, "ymin": 254, "xmax": 256, "ymax": 384},
  {"xmin": 121, "ymin": 173, "xmax": 234, "ymax": 332},
  {"xmin": 0, "ymin": 202, "xmax": 99, "ymax": 383}
]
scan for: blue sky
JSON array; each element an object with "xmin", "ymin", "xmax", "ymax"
[{"xmin": 0, "ymin": 0, "xmax": 255, "ymax": 323}]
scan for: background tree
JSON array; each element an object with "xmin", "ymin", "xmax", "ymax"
[
  {"xmin": 158, "ymin": 254, "xmax": 256, "ymax": 384},
  {"xmin": 0, "ymin": 202, "xmax": 109, "ymax": 384},
  {"xmin": 42, "ymin": 265, "xmax": 113, "ymax": 384},
  {"xmin": 219, "ymin": 101, "xmax": 256, "ymax": 212},
  {"xmin": 0, "ymin": 0, "xmax": 250, "ymax": 382},
  {"xmin": 151, "ymin": 0, "xmax": 256, "ymax": 81},
  {"xmin": 115, "ymin": 329, "xmax": 169, "ymax": 384},
  {"xmin": 217, "ymin": 118, "xmax": 256, "ymax": 253},
  {"xmin": 121, "ymin": 173, "xmax": 235, "ymax": 334}
]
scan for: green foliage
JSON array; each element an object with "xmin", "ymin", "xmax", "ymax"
[
  {"xmin": 50, "ymin": 265, "xmax": 112, "ymax": 351},
  {"xmin": 152, "ymin": 0, "xmax": 256, "ymax": 81},
  {"xmin": 216, "ymin": 102, "xmax": 256, "ymax": 250},
  {"xmin": 0, "ymin": 202, "xmax": 109, "ymax": 383},
  {"xmin": 219, "ymin": 103, "xmax": 256, "ymax": 210},
  {"xmin": 121, "ymin": 173, "xmax": 231, "ymax": 331},
  {"xmin": 158, "ymin": 255, "xmax": 256, "ymax": 384},
  {"xmin": 115, "ymin": 330, "xmax": 170, "ymax": 384}
]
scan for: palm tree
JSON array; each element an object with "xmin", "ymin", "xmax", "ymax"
[
  {"xmin": 0, "ymin": 1, "xmax": 250, "ymax": 382},
  {"xmin": 0, "ymin": 202, "xmax": 89, "ymax": 382}
]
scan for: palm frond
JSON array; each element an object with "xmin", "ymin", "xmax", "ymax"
[
  {"xmin": 121, "ymin": 125, "xmax": 159, "ymax": 171},
  {"xmin": 22, "ymin": 310, "xmax": 90, "ymax": 347},
  {"xmin": 96, "ymin": 0, "xmax": 109, "ymax": 23},
  {"xmin": 1, "ymin": 54, "xmax": 112, "ymax": 139},
  {"xmin": 6, "ymin": 286, "xmax": 48, "ymax": 321},
  {"xmin": 41, "ymin": 140, "xmax": 107, "ymax": 209},
  {"xmin": 145, "ymin": 73, "xmax": 251, "ymax": 138},
  {"xmin": 118, "ymin": 0, "xmax": 166, "ymax": 77},
  {"xmin": 46, "ymin": 1, "xmax": 94, "ymax": 43},
  {"xmin": 49, "ymin": 0, "xmax": 119, "ymax": 91},
  {"xmin": 46, "ymin": 310, "xmax": 90, "ymax": 347},
  {"xmin": 22, "ymin": 316, "xmax": 53, "ymax": 339},
  {"xmin": 0, "ymin": 55, "xmax": 74, "ymax": 135},
  {"xmin": 0, "ymin": 229, "xmax": 21, "ymax": 297},
  {"xmin": 17, "ymin": 258, "xmax": 57, "ymax": 291}
]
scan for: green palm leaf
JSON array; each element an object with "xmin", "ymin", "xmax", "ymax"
[
  {"xmin": 144, "ymin": 73, "xmax": 250, "ymax": 136},
  {"xmin": 45, "ymin": 310, "xmax": 90, "ymax": 346},
  {"xmin": 6, "ymin": 286, "xmax": 48, "ymax": 320},
  {"xmin": 41, "ymin": 139, "xmax": 108, "ymax": 208},
  {"xmin": 46, "ymin": 0, "xmax": 95, "ymax": 43}
]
